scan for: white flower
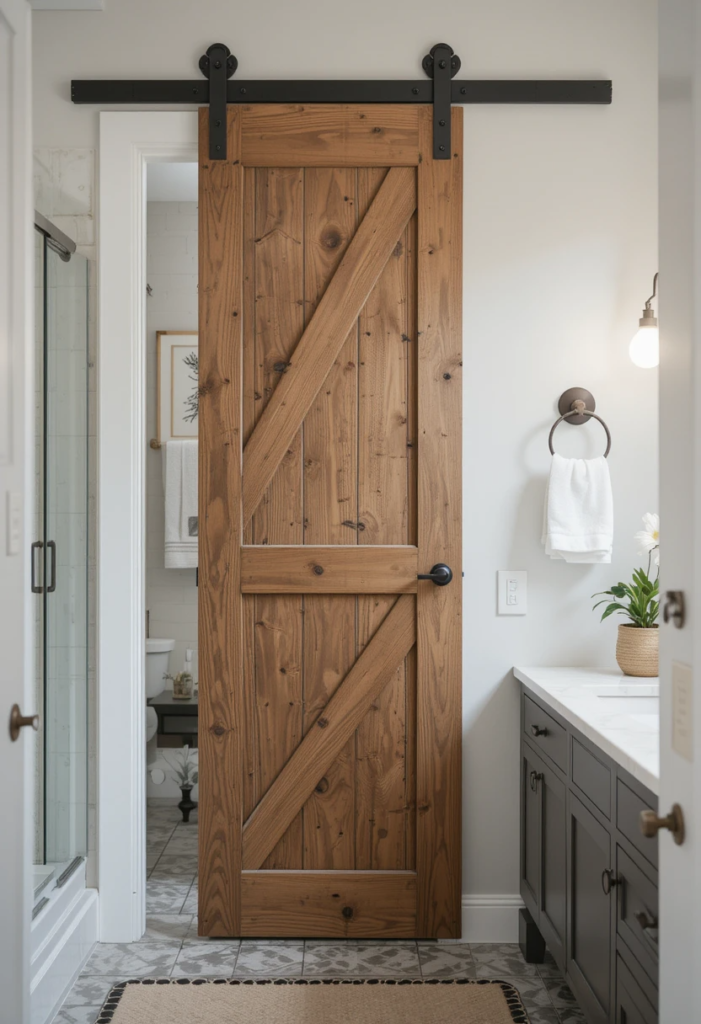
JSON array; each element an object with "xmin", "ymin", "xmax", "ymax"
[{"xmin": 635, "ymin": 512, "xmax": 659, "ymax": 566}]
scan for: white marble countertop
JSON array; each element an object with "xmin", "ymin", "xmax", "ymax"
[{"xmin": 513, "ymin": 666, "xmax": 659, "ymax": 796}]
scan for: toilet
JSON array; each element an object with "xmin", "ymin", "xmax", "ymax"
[
  {"xmin": 146, "ymin": 638, "xmax": 175, "ymax": 742},
  {"xmin": 146, "ymin": 637, "xmax": 175, "ymax": 698}
]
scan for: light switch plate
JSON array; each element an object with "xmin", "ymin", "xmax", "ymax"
[
  {"xmin": 672, "ymin": 660, "xmax": 693, "ymax": 762},
  {"xmin": 497, "ymin": 570, "xmax": 528, "ymax": 615}
]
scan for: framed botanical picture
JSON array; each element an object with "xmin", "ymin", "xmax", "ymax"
[{"xmin": 156, "ymin": 331, "xmax": 199, "ymax": 443}]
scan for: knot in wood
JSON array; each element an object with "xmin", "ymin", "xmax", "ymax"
[
  {"xmin": 211, "ymin": 725, "xmax": 226, "ymax": 737},
  {"xmin": 312, "ymin": 564, "xmax": 324, "ymax": 576},
  {"xmin": 317, "ymin": 717, "xmax": 329, "ymax": 729},
  {"xmin": 342, "ymin": 906, "xmax": 354, "ymax": 919},
  {"xmin": 322, "ymin": 228, "xmax": 341, "ymax": 250},
  {"xmin": 273, "ymin": 361, "xmax": 288, "ymax": 374},
  {"xmin": 315, "ymin": 777, "xmax": 329, "ymax": 794}
]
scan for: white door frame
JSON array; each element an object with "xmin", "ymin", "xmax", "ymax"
[
  {"xmin": 0, "ymin": 0, "xmax": 34, "ymax": 1018},
  {"xmin": 98, "ymin": 112, "xmax": 197, "ymax": 942},
  {"xmin": 658, "ymin": 0, "xmax": 701, "ymax": 1015}
]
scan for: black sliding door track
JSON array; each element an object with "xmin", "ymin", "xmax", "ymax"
[{"xmin": 71, "ymin": 42, "xmax": 612, "ymax": 161}]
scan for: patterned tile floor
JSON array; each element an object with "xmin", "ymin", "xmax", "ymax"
[{"xmin": 52, "ymin": 803, "xmax": 586, "ymax": 1024}]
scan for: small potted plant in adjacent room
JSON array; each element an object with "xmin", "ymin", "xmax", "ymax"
[
  {"xmin": 172, "ymin": 744, "xmax": 198, "ymax": 823},
  {"xmin": 592, "ymin": 513, "xmax": 660, "ymax": 677}
]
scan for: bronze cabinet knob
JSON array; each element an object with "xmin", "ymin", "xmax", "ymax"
[
  {"xmin": 601, "ymin": 869, "xmax": 620, "ymax": 896},
  {"xmin": 9, "ymin": 705, "xmax": 39, "ymax": 742},
  {"xmin": 639, "ymin": 804, "xmax": 685, "ymax": 846}
]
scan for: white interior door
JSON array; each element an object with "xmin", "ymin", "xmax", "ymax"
[
  {"xmin": 0, "ymin": 0, "xmax": 33, "ymax": 1020},
  {"xmin": 659, "ymin": 0, "xmax": 701, "ymax": 1017}
]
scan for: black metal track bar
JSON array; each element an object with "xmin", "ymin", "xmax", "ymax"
[{"xmin": 71, "ymin": 79, "xmax": 612, "ymax": 106}]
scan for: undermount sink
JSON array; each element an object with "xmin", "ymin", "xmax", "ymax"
[
  {"xmin": 594, "ymin": 696, "xmax": 659, "ymax": 715},
  {"xmin": 580, "ymin": 681, "xmax": 659, "ymax": 715}
]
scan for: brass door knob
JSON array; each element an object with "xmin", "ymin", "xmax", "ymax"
[
  {"xmin": 640, "ymin": 804, "xmax": 685, "ymax": 846},
  {"xmin": 9, "ymin": 704, "xmax": 39, "ymax": 742}
]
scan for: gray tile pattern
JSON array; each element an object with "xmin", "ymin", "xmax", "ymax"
[{"xmin": 52, "ymin": 803, "xmax": 585, "ymax": 1023}]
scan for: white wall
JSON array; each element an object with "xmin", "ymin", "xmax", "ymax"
[{"xmin": 32, "ymin": 0, "xmax": 659, "ymax": 931}]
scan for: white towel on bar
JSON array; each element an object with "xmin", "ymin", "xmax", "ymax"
[
  {"xmin": 164, "ymin": 440, "xmax": 198, "ymax": 569},
  {"xmin": 542, "ymin": 453, "xmax": 614, "ymax": 563}
]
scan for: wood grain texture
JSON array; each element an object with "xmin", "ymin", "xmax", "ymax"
[
  {"xmin": 355, "ymin": 168, "xmax": 413, "ymax": 871},
  {"xmin": 242, "ymin": 166, "xmax": 416, "ymax": 525},
  {"xmin": 241, "ymin": 105, "xmax": 421, "ymax": 167},
  {"xmin": 240, "ymin": 545, "xmax": 418, "ymax": 593},
  {"xmin": 240, "ymin": 871, "xmax": 417, "ymax": 937},
  {"xmin": 415, "ymin": 107, "xmax": 463, "ymax": 938},
  {"xmin": 300, "ymin": 167, "xmax": 358, "ymax": 870},
  {"xmin": 242, "ymin": 594, "xmax": 416, "ymax": 870},
  {"xmin": 250, "ymin": 167, "xmax": 306, "ymax": 869},
  {"xmin": 197, "ymin": 108, "xmax": 243, "ymax": 936}
]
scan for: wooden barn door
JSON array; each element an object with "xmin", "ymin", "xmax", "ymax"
[{"xmin": 198, "ymin": 104, "xmax": 462, "ymax": 939}]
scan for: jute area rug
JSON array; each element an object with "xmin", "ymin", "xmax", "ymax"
[{"xmin": 95, "ymin": 978, "xmax": 530, "ymax": 1024}]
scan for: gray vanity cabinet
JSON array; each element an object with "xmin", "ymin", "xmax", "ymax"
[
  {"xmin": 568, "ymin": 793, "xmax": 613, "ymax": 1024},
  {"xmin": 520, "ymin": 684, "xmax": 659, "ymax": 1024},
  {"xmin": 520, "ymin": 745, "xmax": 568, "ymax": 969}
]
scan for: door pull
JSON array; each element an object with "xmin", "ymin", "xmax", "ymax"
[
  {"xmin": 47, "ymin": 540, "xmax": 57, "ymax": 593},
  {"xmin": 31, "ymin": 541, "xmax": 44, "ymax": 594},
  {"xmin": 9, "ymin": 705, "xmax": 39, "ymax": 742},
  {"xmin": 417, "ymin": 563, "xmax": 454, "ymax": 586},
  {"xmin": 601, "ymin": 869, "xmax": 620, "ymax": 896},
  {"xmin": 640, "ymin": 804, "xmax": 685, "ymax": 845}
]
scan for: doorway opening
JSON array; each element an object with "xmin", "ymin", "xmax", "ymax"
[{"xmin": 144, "ymin": 162, "xmax": 200, "ymax": 922}]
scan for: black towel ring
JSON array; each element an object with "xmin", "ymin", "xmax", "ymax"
[{"xmin": 548, "ymin": 389, "xmax": 612, "ymax": 458}]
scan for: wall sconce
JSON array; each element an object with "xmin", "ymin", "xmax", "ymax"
[{"xmin": 629, "ymin": 272, "xmax": 659, "ymax": 368}]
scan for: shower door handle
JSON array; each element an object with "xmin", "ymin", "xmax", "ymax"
[
  {"xmin": 31, "ymin": 541, "xmax": 44, "ymax": 594},
  {"xmin": 47, "ymin": 540, "xmax": 57, "ymax": 594}
]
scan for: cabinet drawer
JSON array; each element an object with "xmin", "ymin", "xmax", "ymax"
[
  {"xmin": 616, "ymin": 780, "xmax": 658, "ymax": 870},
  {"xmin": 617, "ymin": 847, "xmax": 659, "ymax": 975},
  {"xmin": 524, "ymin": 695, "xmax": 567, "ymax": 772},
  {"xmin": 616, "ymin": 954, "xmax": 657, "ymax": 1024},
  {"xmin": 572, "ymin": 737, "xmax": 611, "ymax": 818}
]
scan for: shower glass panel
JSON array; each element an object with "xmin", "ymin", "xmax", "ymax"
[{"xmin": 33, "ymin": 223, "xmax": 89, "ymax": 876}]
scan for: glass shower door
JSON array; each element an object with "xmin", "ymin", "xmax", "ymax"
[{"xmin": 38, "ymin": 241, "xmax": 90, "ymax": 870}]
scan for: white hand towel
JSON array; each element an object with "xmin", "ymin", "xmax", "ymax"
[
  {"xmin": 542, "ymin": 453, "xmax": 613, "ymax": 563},
  {"xmin": 164, "ymin": 439, "xmax": 198, "ymax": 569}
]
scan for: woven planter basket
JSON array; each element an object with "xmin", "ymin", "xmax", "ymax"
[{"xmin": 616, "ymin": 624, "xmax": 659, "ymax": 677}]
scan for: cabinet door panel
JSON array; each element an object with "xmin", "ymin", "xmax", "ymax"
[
  {"xmin": 616, "ymin": 954, "xmax": 656, "ymax": 1024},
  {"xmin": 521, "ymin": 746, "xmax": 541, "ymax": 921},
  {"xmin": 568, "ymin": 793, "xmax": 613, "ymax": 1024},
  {"xmin": 540, "ymin": 761, "xmax": 567, "ymax": 971}
]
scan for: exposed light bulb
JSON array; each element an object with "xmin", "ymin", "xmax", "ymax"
[
  {"xmin": 630, "ymin": 273, "xmax": 659, "ymax": 369},
  {"xmin": 629, "ymin": 325, "xmax": 659, "ymax": 369}
]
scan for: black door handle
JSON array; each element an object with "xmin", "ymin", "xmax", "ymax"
[
  {"xmin": 417, "ymin": 563, "xmax": 453, "ymax": 586},
  {"xmin": 47, "ymin": 540, "xmax": 57, "ymax": 594},
  {"xmin": 31, "ymin": 541, "xmax": 44, "ymax": 594}
]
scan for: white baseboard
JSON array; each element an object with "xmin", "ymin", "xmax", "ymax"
[
  {"xmin": 459, "ymin": 894, "xmax": 525, "ymax": 943},
  {"xmin": 30, "ymin": 872, "xmax": 98, "ymax": 1024}
]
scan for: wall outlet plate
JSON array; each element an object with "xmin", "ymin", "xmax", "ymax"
[{"xmin": 497, "ymin": 570, "xmax": 528, "ymax": 615}]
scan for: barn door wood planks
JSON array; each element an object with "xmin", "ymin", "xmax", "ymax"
[{"xmin": 198, "ymin": 104, "xmax": 462, "ymax": 939}]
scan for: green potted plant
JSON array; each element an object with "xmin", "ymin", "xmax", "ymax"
[{"xmin": 592, "ymin": 513, "xmax": 660, "ymax": 677}]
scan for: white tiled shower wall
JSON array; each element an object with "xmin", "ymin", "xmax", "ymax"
[{"xmin": 33, "ymin": 148, "xmax": 98, "ymax": 884}]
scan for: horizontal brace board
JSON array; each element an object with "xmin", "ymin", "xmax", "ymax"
[
  {"xmin": 240, "ymin": 871, "xmax": 417, "ymax": 937},
  {"xmin": 72, "ymin": 79, "xmax": 612, "ymax": 105},
  {"xmin": 241, "ymin": 546, "xmax": 419, "ymax": 593}
]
